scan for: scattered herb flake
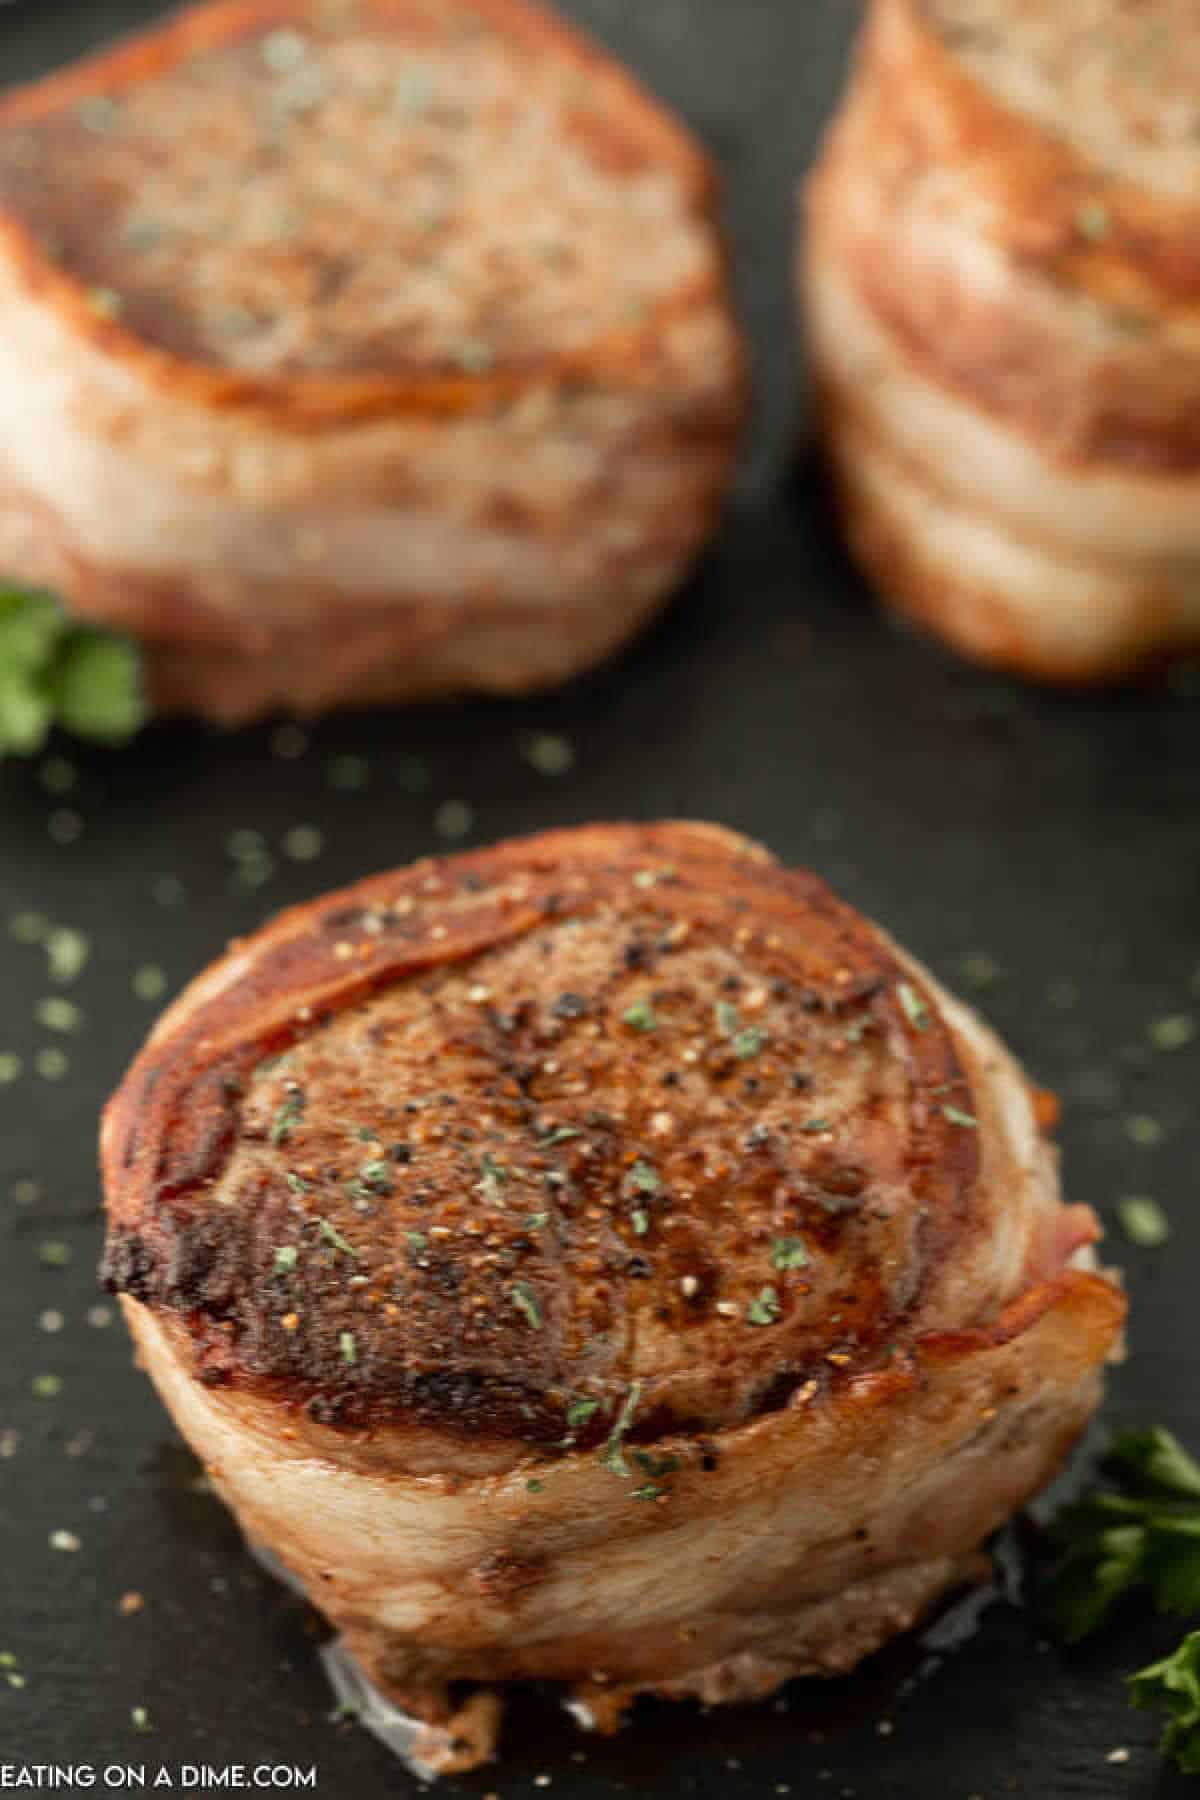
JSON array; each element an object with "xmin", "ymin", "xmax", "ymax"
[
  {"xmin": 511, "ymin": 1282, "xmax": 542, "ymax": 1329},
  {"xmin": 747, "ymin": 1286, "xmax": 782, "ymax": 1327},
  {"xmin": 943, "ymin": 1105, "xmax": 978, "ymax": 1129},
  {"xmin": 271, "ymin": 1091, "xmax": 306, "ymax": 1146},
  {"xmin": 316, "ymin": 1218, "xmax": 359, "ymax": 1258},
  {"xmin": 733, "ymin": 1026, "xmax": 766, "ymax": 1061},
  {"xmin": 339, "ymin": 1331, "xmax": 357, "ymax": 1365},
  {"xmin": 1150, "ymin": 1015, "xmax": 1196, "ymax": 1053},
  {"xmin": 897, "ymin": 982, "xmax": 930, "ymax": 1032},
  {"xmin": 525, "ymin": 1212, "xmax": 551, "ymax": 1231},
  {"xmin": 1077, "ymin": 201, "xmax": 1111, "ymax": 241},
  {"xmin": 632, "ymin": 1209, "xmax": 650, "ymax": 1236},
  {"xmin": 628, "ymin": 1159, "xmax": 660, "ymax": 1195},
  {"xmin": 771, "ymin": 1236, "xmax": 810, "ymax": 1271},
  {"xmin": 601, "ymin": 1382, "xmax": 642, "ymax": 1477},
  {"xmin": 803, "ymin": 1118, "xmax": 832, "ymax": 1134},
  {"xmin": 520, "ymin": 732, "xmax": 575, "ymax": 777},
  {"xmin": 715, "ymin": 1000, "xmax": 740, "ymax": 1037},
  {"xmin": 566, "ymin": 1398, "xmax": 600, "ymax": 1430},
  {"xmin": 274, "ymin": 1246, "xmax": 299, "ymax": 1273},
  {"xmin": 1118, "ymin": 1196, "xmax": 1171, "ymax": 1249},
  {"xmin": 622, "ymin": 998, "xmax": 657, "ymax": 1033}
]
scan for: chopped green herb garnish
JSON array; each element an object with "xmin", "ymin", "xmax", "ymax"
[
  {"xmin": 1076, "ymin": 201, "xmax": 1111, "ymax": 241},
  {"xmin": 511, "ymin": 1282, "xmax": 542, "ymax": 1329},
  {"xmin": 628, "ymin": 1159, "xmax": 660, "ymax": 1195},
  {"xmin": 479, "ymin": 1152, "xmax": 509, "ymax": 1196},
  {"xmin": 1118, "ymin": 1196, "xmax": 1171, "ymax": 1248},
  {"xmin": 601, "ymin": 1382, "xmax": 642, "ymax": 1477},
  {"xmin": 631, "ymin": 1209, "xmax": 649, "ymax": 1236},
  {"xmin": 897, "ymin": 982, "xmax": 930, "ymax": 1032},
  {"xmin": 339, "ymin": 1331, "xmax": 357, "ymax": 1365},
  {"xmin": 771, "ymin": 1236, "xmax": 810, "ymax": 1271},
  {"xmin": 316, "ymin": 1218, "xmax": 358, "ymax": 1258},
  {"xmin": 622, "ymin": 998, "xmax": 657, "ymax": 1033},
  {"xmin": 271, "ymin": 1091, "xmax": 305, "ymax": 1146},
  {"xmin": 803, "ymin": 1118, "xmax": 831, "ymax": 1134},
  {"xmin": 566, "ymin": 1398, "xmax": 600, "ymax": 1430},
  {"xmin": 942, "ymin": 1105, "xmax": 978, "ymax": 1129},
  {"xmin": 525, "ymin": 1212, "xmax": 551, "ymax": 1231},
  {"xmin": 526, "ymin": 1479, "xmax": 545, "ymax": 1494},
  {"xmin": 746, "ymin": 1286, "xmax": 782, "ymax": 1327},
  {"xmin": 285, "ymin": 1172, "xmax": 311, "ymax": 1196},
  {"xmin": 541, "ymin": 1126, "xmax": 582, "ymax": 1148},
  {"xmin": 715, "ymin": 1000, "xmax": 740, "ymax": 1037},
  {"xmin": 406, "ymin": 1230, "xmax": 428, "ymax": 1255},
  {"xmin": 355, "ymin": 1159, "xmax": 395, "ymax": 1197},
  {"xmin": 733, "ymin": 1027, "xmax": 767, "ymax": 1061},
  {"xmin": 274, "ymin": 1246, "xmax": 298, "ymax": 1273}
]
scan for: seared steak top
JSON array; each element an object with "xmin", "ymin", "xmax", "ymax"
[
  {"xmin": 0, "ymin": 0, "xmax": 715, "ymax": 377},
  {"xmin": 102, "ymin": 823, "xmax": 984, "ymax": 1444}
]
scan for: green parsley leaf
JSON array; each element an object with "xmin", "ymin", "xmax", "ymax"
[
  {"xmin": 733, "ymin": 1027, "xmax": 767, "ymax": 1061},
  {"xmin": 622, "ymin": 998, "xmax": 657, "ymax": 1033},
  {"xmin": 771, "ymin": 1236, "xmax": 810, "ymax": 1271},
  {"xmin": 942, "ymin": 1105, "xmax": 978, "ymax": 1129},
  {"xmin": 274, "ymin": 1246, "xmax": 298, "ymax": 1273},
  {"xmin": 1047, "ymin": 1430, "xmax": 1200, "ymax": 1641},
  {"xmin": 339, "ymin": 1330, "xmax": 357, "ymax": 1365},
  {"xmin": 1130, "ymin": 1631, "xmax": 1200, "ymax": 1774},
  {"xmin": 631, "ymin": 1208, "xmax": 650, "ymax": 1236}
]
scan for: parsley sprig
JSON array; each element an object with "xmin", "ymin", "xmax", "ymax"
[
  {"xmin": 1048, "ymin": 1427, "xmax": 1200, "ymax": 1771},
  {"xmin": 0, "ymin": 589, "xmax": 145, "ymax": 754}
]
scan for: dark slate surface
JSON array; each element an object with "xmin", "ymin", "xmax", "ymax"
[{"xmin": 0, "ymin": 2, "xmax": 1197, "ymax": 1794}]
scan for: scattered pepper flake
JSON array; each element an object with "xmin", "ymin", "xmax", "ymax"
[{"xmin": 119, "ymin": 1592, "xmax": 144, "ymax": 1616}]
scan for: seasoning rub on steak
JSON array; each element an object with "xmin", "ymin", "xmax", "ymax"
[
  {"xmin": 0, "ymin": 0, "xmax": 747, "ymax": 722},
  {"xmin": 101, "ymin": 822, "xmax": 1125, "ymax": 1772},
  {"xmin": 804, "ymin": 0, "xmax": 1200, "ymax": 683}
]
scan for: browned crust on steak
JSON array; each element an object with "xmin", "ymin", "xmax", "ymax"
[
  {"xmin": 0, "ymin": 0, "xmax": 730, "ymax": 431},
  {"xmin": 101, "ymin": 822, "xmax": 984, "ymax": 1443}
]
